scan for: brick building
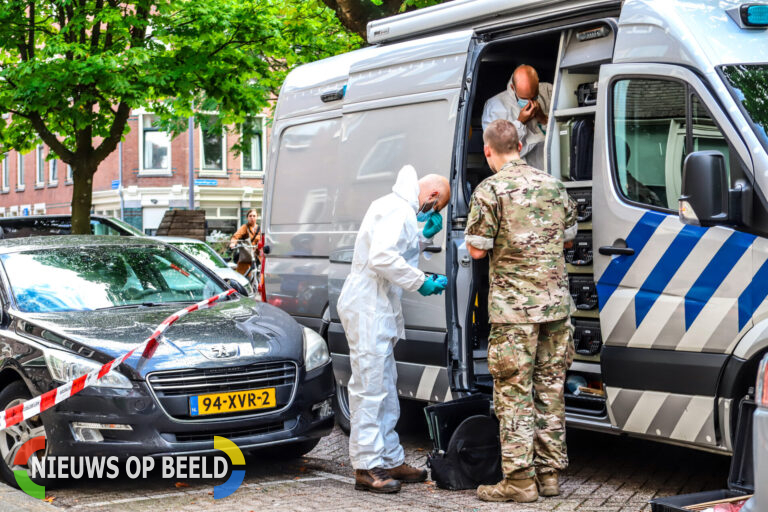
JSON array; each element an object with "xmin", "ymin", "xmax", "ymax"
[{"xmin": 0, "ymin": 109, "xmax": 268, "ymax": 235}]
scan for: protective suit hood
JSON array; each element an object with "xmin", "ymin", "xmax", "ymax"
[{"xmin": 391, "ymin": 164, "xmax": 420, "ymax": 212}]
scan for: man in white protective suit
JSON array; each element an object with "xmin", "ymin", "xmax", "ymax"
[
  {"xmin": 481, "ymin": 64, "xmax": 552, "ymax": 171},
  {"xmin": 337, "ymin": 165, "xmax": 451, "ymax": 494}
]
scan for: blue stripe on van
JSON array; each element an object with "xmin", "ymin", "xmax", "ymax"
[
  {"xmin": 684, "ymin": 231, "xmax": 755, "ymax": 330},
  {"xmin": 596, "ymin": 211, "xmax": 667, "ymax": 311},
  {"xmin": 634, "ymin": 224, "xmax": 707, "ymax": 327},
  {"xmin": 738, "ymin": 257, "xmax": 768, "ymax": 331}
]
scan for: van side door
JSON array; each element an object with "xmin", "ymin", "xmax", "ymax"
[
  {"xmin": 327, "ymin": 31, "xmax": 473, "ymax": 402},
  {"xmin": 593, "ymin": 63, "xmax": 756, "ymax": 451}
]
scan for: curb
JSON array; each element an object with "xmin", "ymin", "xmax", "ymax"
[{"xmin": 0, "ymin": 480, "xmax": 62, "ymax": 511}]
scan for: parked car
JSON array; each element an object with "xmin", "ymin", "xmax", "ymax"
[
  {"xmin": 154, "ymin": 236, "xmax": 255, "ymax": 297},
  {"xmin": 0, "ymin": 236, "xmax": 334, "ymax": 485},
  {"xmin": 0, "ymin": 214, "xmax": 144, "ymax": 238}
]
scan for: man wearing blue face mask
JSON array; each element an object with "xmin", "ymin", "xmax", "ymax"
[
  {"xmin": 337, "ymin": 166, "xmax": 450, "ymax": 494},
  {"xmin": 481, "ymin": 64, "xmax": 552, "ymax": 171}
]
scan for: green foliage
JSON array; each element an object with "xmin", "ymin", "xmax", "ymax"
[
  {"xmin": 0, "ymin": 0, "xmax": 361, "ymax": 157},
  {"xmin": 369, "ymin": 0, "xmax": 442, "ymax": 12},
  {"xmin": 0, "ymin": 0, "xmax": 361, "ymax": 231}
]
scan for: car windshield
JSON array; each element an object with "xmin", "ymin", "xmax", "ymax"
[
  {"xmin": 172, "ymin": 242, "xmax": 228, "ymax": 269},
  {"xmin": 720, "ymin": 64, "xmax": 768, "ymax": 151},
  {"xmin": 0, "ymin": 244, "xmax": 226, "ymax": 313},
  {"xmin": 105, "ymin": 217, "xmax": 144, "ymax": 236}
]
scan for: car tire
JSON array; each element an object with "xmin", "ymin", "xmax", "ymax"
[
  {"xmin": 0, "ymin": 381, "xmax": 50, "ymax": 488},
  {"xmin": 332, "ymin": 384, "xmax": 351, "ymax": 435}
]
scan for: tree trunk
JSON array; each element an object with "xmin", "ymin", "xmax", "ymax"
[
  {"xmin": 321, "ymin": 0, "xmax": 407, "ymax": 39},
  {"xmin": 70, "ymin": 165, "xmax": 96, "ymax": 235}
]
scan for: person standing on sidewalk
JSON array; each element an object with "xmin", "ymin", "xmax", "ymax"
[
  {"xmin": 465, "ymin": 119, "xmax": 577, "ymax": 503},
  {"xmin": 337, "ymin": 165, "xmax": 450, "ymax": 494}
]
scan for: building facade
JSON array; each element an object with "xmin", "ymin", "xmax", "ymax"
[{"xmin": 0, "ymin": 109, "xmax": 268, "ymax": 235}]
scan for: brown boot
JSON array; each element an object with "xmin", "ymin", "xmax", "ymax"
[
  {"xmin": 536, "ymin": 471, "xmax": 560, "ymax": 497},
  {"xmin": 477, "ymin": 478, "xmax": 538, "ymax": 503},
  {"xmin": 386, "ymin": 463, "xmax": 428, "ymax": 483},
  {"xmin": 355, "ymin": 468, "xmax": 402, "ymax": 494}
]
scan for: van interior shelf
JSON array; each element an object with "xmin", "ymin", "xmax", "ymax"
[
  {"xmin": 566, "ymin": 263, "xmax": 593, "ymax": 274},
  {"xmin": 578, "ymin": 221, "xmax": 592, "ymax": 230},
  {"xmin": 554, "ymin": 105, "xmax": 597, "ymax": 118},
  {"xmin": 563, "ymin": 180, "xmax": 593, "ymax": 188},
  {"xmin": 572, "ymin": 309, "xmax": 599, "ymax": 319}
]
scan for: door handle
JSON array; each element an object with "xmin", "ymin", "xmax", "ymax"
[
  {"xmin": 598, "ymin": 245, "xmax": 634, "ymax": 256},
  {"xmin": 424, "ymin": 246, "xmax": 442, "ymax": 253},
  {"xmin": 460, "ymin": 255, "xmax": 471, "ymax": 267}
]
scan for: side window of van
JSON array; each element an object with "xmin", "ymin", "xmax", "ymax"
[{"xmin": 612, "ymin": 78, "xmax": 731, "ymax": 211}]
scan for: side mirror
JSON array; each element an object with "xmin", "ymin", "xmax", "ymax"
[
  {"xmin": 226, "ymin": 279, "xmax": 249, "ymax": 296},
  {"xmin": 679, "ymin": 151, "xmax": 729, "ymax": 226}
]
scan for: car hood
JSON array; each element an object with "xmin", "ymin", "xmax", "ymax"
[{"xmin": 13, "ymin": 297, "xmax": 304, "ymax": 379}]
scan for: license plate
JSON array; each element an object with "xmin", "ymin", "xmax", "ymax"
[{"xmin": 189, "ymin": 388, "xmax": 276, "ymax": 416}]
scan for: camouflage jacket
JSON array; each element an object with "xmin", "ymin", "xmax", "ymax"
[{"xmin": 465, "ymin": 159, "xmax": 577, "ymax": 324}]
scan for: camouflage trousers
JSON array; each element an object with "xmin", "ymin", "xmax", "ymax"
[{"xmin": 488, "ymin": 319, "xmax": 572, "ymax": 479}]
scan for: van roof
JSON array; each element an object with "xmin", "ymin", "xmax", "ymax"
[
  {"xmin": 276, "ymin": 0, "xmax": 767, "ymax": 121},
  {"xmin": 367, "ymin": 0, "xmax": 620, "ymax": 44}
]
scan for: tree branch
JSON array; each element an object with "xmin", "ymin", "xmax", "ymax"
[
  {"xmin": 92, "ymin": 102, "xmax": 130, "ymax": 164},
  {"xmin": 25, "ymin": 113, "xmax": 76, "ymax": 163}
]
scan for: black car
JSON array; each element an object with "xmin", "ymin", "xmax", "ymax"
[
  {"xmin": 0, "ymin": 214, "xmax": 144, "ymax": 238},
  {"xmin": 0, "ymin": 236, "xmax": 334, "ymax": 484}
]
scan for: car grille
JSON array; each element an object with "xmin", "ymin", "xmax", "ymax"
[
  {"xmin": 170, "ymin": 421, "xmax": 285, "ymax": 443},
  {"xmin": 147, "ymin": 361, "xmax": 297, "ymax": 397},
  {"xmin": 147, "ymin": 361, "xmax": 297, "ymax": 421}
]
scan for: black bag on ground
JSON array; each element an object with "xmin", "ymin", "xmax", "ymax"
[
  {"xmin": 569, "ymin": 118, "xmax": 594, "ymax": 180},
  {"xmin": 427, "ymin": 415, "xmax": 502, "ymax": 490}
]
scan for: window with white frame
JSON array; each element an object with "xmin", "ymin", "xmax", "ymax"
[
  {"xmin": 242, "ymin": 117, "xmax": 265, "ymax": 175},
  {"xmin": 49, "ymin": 154, "xmax": 58, "ymax": 184},
  {"xmin": 141, "ymin": 114, "xmax": 171, "ymax": 173},
  {"xmin": 2, "ymin": 155, "xmax": 8, "ymax": 191},
  {"xmin": 36, "ymin": 145, "xmax": 44, "ymax": 185},
  {"xmin": 200, "ymin": 115, "xmax": 226, "ymax": 174},
  {"xmin": 66, "ymin": 164, "xmax": 72, "ymax": 182},
  {"xmin": 17, "ymin": 153, "xmax": 25, "ymax": 189}
]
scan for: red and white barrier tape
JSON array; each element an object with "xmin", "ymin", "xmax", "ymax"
[{"xmin": 0, "ymin": 289, "xmax": 237, "ymax": 431}]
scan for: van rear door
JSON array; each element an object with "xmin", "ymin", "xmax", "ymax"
[
  {"xmin": 593, "ymin": 62, "xmax": 756, "ymax": 451},
  {"xmin": 328, "ymin": 30, "xmax": 473, "ymax": 402}
]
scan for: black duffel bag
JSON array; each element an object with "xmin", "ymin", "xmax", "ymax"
[{"xmin": 427, "ymin": 415, "xmax": 502, "ymax": 490}]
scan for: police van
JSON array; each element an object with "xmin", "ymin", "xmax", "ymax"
[{"xmin": 261, "ymin": 0, "xmax": 768, "ymax": 457}]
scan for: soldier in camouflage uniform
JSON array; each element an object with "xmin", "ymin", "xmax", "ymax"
[{"xmin": 465, "ymin": 119, "xmax": 577, "ymax": 503}]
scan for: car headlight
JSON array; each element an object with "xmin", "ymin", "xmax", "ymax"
[
  {"xmin": 303, "ymin": 327, "xmax": 330, "ymax": 372},
  {"xmin": 44, "ymin": 349, "xmax": 132, "ymax": 389}
]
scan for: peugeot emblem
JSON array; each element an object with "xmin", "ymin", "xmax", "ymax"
[{"xmin": 206, "ymin": 343, "xmax": 239, "ymax": 359}]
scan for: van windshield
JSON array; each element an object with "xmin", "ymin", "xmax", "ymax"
[{"xmin": 720, "ymin": 64, "xmax": 768, "ymax": 151}]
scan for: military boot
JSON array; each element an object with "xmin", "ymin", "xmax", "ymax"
[
  {"xmin": 355, "ymin": 468, "xmax": 402, "ymax": 494},
  {"xmin": 386, "ymin": 463, "xmax": 428, "ymax": 483},
  {"xmin": 536, "ymin": 471, "xmax": 560, "ymax": 497},
  {"xmin": 476, "ymin": 477, "xmax": 538, "ymax": 503}
]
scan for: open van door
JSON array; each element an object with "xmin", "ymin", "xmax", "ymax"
[
  {"xmin": 593, "ymin": 62, "xmax": 757, "ymax": 451},
  {"xmin": 327, "ymin": 30, "xmax": 474, "ymax": 406}
]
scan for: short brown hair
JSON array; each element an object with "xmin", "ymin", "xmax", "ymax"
[{"xmin": 483, "ymin": 119, "xmax": 519, "ymax": 154}]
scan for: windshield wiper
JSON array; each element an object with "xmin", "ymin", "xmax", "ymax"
[{"xmin": 94, "ymin": 301, "xmax": 195, "ymax": 311}]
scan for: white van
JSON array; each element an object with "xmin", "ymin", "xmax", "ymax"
[{"xmin": 262, "ymin": 0, "xmax": 768, "ymax": 457}]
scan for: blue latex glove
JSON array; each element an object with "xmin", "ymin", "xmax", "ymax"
[
  {"xmin": 417, "ymin": 274, "xmax": 447, "ymax": 296},
  {"xmin": 422, "ymin": 211, "xmax": 443, "ymax": 239}
]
